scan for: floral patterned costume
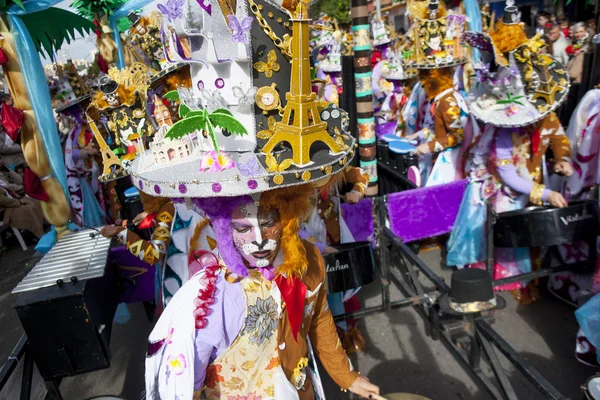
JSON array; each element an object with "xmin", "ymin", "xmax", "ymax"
[
  {"xmin": 448, "ymin": 112, "xmax": 572, "ymax": 292},
  {"xmin": 145, "ymin": 242, "xmax": 358, "ymax": 400}
]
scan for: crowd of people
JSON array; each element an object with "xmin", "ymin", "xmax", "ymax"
[
  {"xmin": 0, "ymin": 95, "xmax": 47, "ymax": 250},
  {"xmin": 536, "ymin": 12, "xmax": 597, "ymax": 83}
]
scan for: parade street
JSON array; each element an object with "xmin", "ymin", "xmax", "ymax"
[{"xmin": 0, "ymin": 244, "xmax": 591, "ymax": 400}]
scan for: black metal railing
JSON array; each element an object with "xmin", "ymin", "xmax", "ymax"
[
  {"xmin": 329, "ymin": 193, "xmax": 570, "ymax": 400},
  {"xmin": 377, "ymin": 140, "xmax": 418, "ymax": 195}
]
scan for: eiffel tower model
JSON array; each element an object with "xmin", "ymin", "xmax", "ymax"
[
  {"xmin": 87, "ymin": 115, "xmax": 129, "ymax": 182},
  {"xmin": 530, "ymin": 61, "xmax": 566, "ymax": 113},
  {"xmin": 260, "ymin": 0, "xmax": 343, "ymax": 167}
]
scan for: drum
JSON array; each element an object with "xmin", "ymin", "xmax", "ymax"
[
  {"xmin": 493, "ymin": 200, "xmax": 600, "ymax": 248},
  {"xmin": 583, "ymin": 374, "xmax": 600, "ymax": 399},
  {"xmin": 323, "ymin": 241, "xmax": 376, "ymax": 293}
]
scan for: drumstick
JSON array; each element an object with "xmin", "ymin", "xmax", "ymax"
[{"xmin": 370, "ymin": 394, "xmax": 387, "ymax": 400}]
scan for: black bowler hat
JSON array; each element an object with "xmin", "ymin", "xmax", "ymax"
[
  {"xmin": 128, "ymin": 11, "xmax": 142, "ymax": 27},
  {"xmin": 99, "ymin": 76, "xmax": 118, "ymax": 96},
  {"xmin": 439, "ymin": 269, "xmax": 506, "ymax": 315},
  {"xmin": 502, "ymin": 1, "xmax": 521, "ymax": 25}
]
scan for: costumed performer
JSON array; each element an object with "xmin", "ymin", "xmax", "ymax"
[
  {"xmin": 372, "ymin": 32, "xmax": 417, "ymax": 139},
  {"xmin": 135, "ymin": 0, "xmax": 378, "ymax": 396},
  {"xmin": 128, "ymin": 11, "xmax": 165, "ymax": 71},
  {"xmin": 447, "ymin": 2, "xmax": 572, "ymax": 304},
  {"xmin": 316, "ymin": 27, "xmax": 345, "ymax": 107},
  {"xmin": 62, "ymin": 106, "xmax": 107, "ymax": 228},
  {"xmin": 547, "ymin": 88, "xmax": 600, "ymax": 307},
  {"xmin": 146, "ymin": 186, "xmax": 379, "ymax": 399},
  {"xmin": 548, "ymin": 89, "xmax": 600, "ymax": 365},
  {"xmin": 86, "ymin": 63, "xmax": 155, "ymax": 224},
  {"xmin": 402, "ymin": 0, "xmax": 473, "ymax": 187}
]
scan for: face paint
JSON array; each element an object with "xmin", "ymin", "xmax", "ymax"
[{"xmin": 231, "ymin": 203, "xmax": 282, "ymax": 269}]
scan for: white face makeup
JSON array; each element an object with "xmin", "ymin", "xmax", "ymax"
[{"xmin": 231, "ymin": 203, "xmax": 283, "ymax": 268}]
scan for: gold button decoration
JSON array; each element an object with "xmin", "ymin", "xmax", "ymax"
[
  {"xmin": 302, "ymin": 171, "xmax": 311, "ymax": 181},
  {"xmin": 273, "ymin": 174, "xmax": 284, "ymax": 185},
  {"xmin": 268, "ymin": 11, "xmax": 274, "ymax": 18},
  {"xmin": 325, "ymin": 165, "xmax": 332, "ymax": 174},
  {"xmin": 277, "ymin": 17, "xmax": 282, "ymax": 23}
]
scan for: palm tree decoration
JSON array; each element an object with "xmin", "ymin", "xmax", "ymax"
[
  {"xmin": 165, "ymin": 108, "xmax": 248, "ymax": 153},
  {"xmin": 20, "ymin": 8, "xmax": 96, "ymax": 58}
]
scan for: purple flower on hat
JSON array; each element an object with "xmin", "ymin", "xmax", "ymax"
[
  {"xmin": 200, "ymin": 150, "xmax": 235, "ymax": 172},
  {"xmin": 505, "ymin": 104, "xmax": 520, "ymax": 117}
]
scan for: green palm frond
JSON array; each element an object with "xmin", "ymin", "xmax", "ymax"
[
  {"xmin": 209, "ymin": 108, "xmax": 248, "ymax": 136},
  {"xmin": 163, "ymin": 90, "xmax": 180, "ymax": 101},
  {"xmin": 21, "ymin": 8, "xmax": 96, "ymax": 59},
  {"xmin": 164, "ymin": 108, "xmax": 247, "ymax": 153},
  {"xmin": 71, "ymin": 0, "xmax": 126, "ymax": 19},
  {"xmin": 164, "ymin": 115, "xmax": 205, "ymax": 140}
]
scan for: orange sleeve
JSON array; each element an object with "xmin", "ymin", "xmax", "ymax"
[
  {"xmin": 308, "ymin": 249, "xmax": 359, "ymax": 390},
  {"xmin": 542, "ymin": 113, "xmax": 572, "ymax": 163},
  {"xmin": 343, "ymin": 166, "xmax": 369, "ymax": 196},
  {"xmin": 428, "ymin": 95, "xmax": 464, "ymax": 152},
  {"xmin": 116, "ymin": 202, "xmax": 175, "ymax": 266}
]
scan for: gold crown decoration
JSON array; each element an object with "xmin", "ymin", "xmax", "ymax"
[
  {"xmin": 260, "ymin": 0, "xmax": 346, "ymax": 167},
  {"xmin": 403, "ymin": 0, "xmax": 467, "ymax": 70},
  {"xmin": 90, "ymin": 62, "xmax": 152, "ymax": 110}
]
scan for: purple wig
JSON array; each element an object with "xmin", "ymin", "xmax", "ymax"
[{"xmin": 193, "ymin": 195, "xmax": 254, "ymax": 277}]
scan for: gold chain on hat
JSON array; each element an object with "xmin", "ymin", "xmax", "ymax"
[{"xmin": 247, "ymin": 0, "xmax": 292, "ymax": 59}]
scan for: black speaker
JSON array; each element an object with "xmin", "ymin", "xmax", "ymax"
[{"xmin": 14, "ymin": 263, "xmax": 119, "ymax": 380}]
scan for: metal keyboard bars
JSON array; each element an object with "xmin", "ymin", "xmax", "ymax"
[{"xmin": 13, "ymin": 230, "xmax": 111, "ymax": 294}]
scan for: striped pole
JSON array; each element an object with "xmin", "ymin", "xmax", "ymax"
[{"xmin": 351, "ymin": 0, "xmax": 378, "ymax": 196}]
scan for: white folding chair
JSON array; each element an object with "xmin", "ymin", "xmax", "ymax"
[{"xmin": 0, "ymin": 220, "xmax": 27, "ymax": 251}]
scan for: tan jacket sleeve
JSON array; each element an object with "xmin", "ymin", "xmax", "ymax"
[
  {"xmin": 0, "ymin": 170, "xmax": 23, "ymax": 194},
  {"xmin": 542, "ymin": 112, "xmax": 572, "ymax": 163},
  {"xmin": 0, "ymin": 191, "xmax": 20, "ymax": 208},
  {"xmin": 115, "ymin": 202, "xmax": 175, "ymax": 266},
  {"xmin": 343, "ymin": 166, "xmax": 369, "ymax": 196},
  {"xmin": 308, "ymin": 253, "xmax": 359, "ymax": 390},
  {"xmin": 428, "ymin": 95, "xmax": 464, "ymax": 152}
]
